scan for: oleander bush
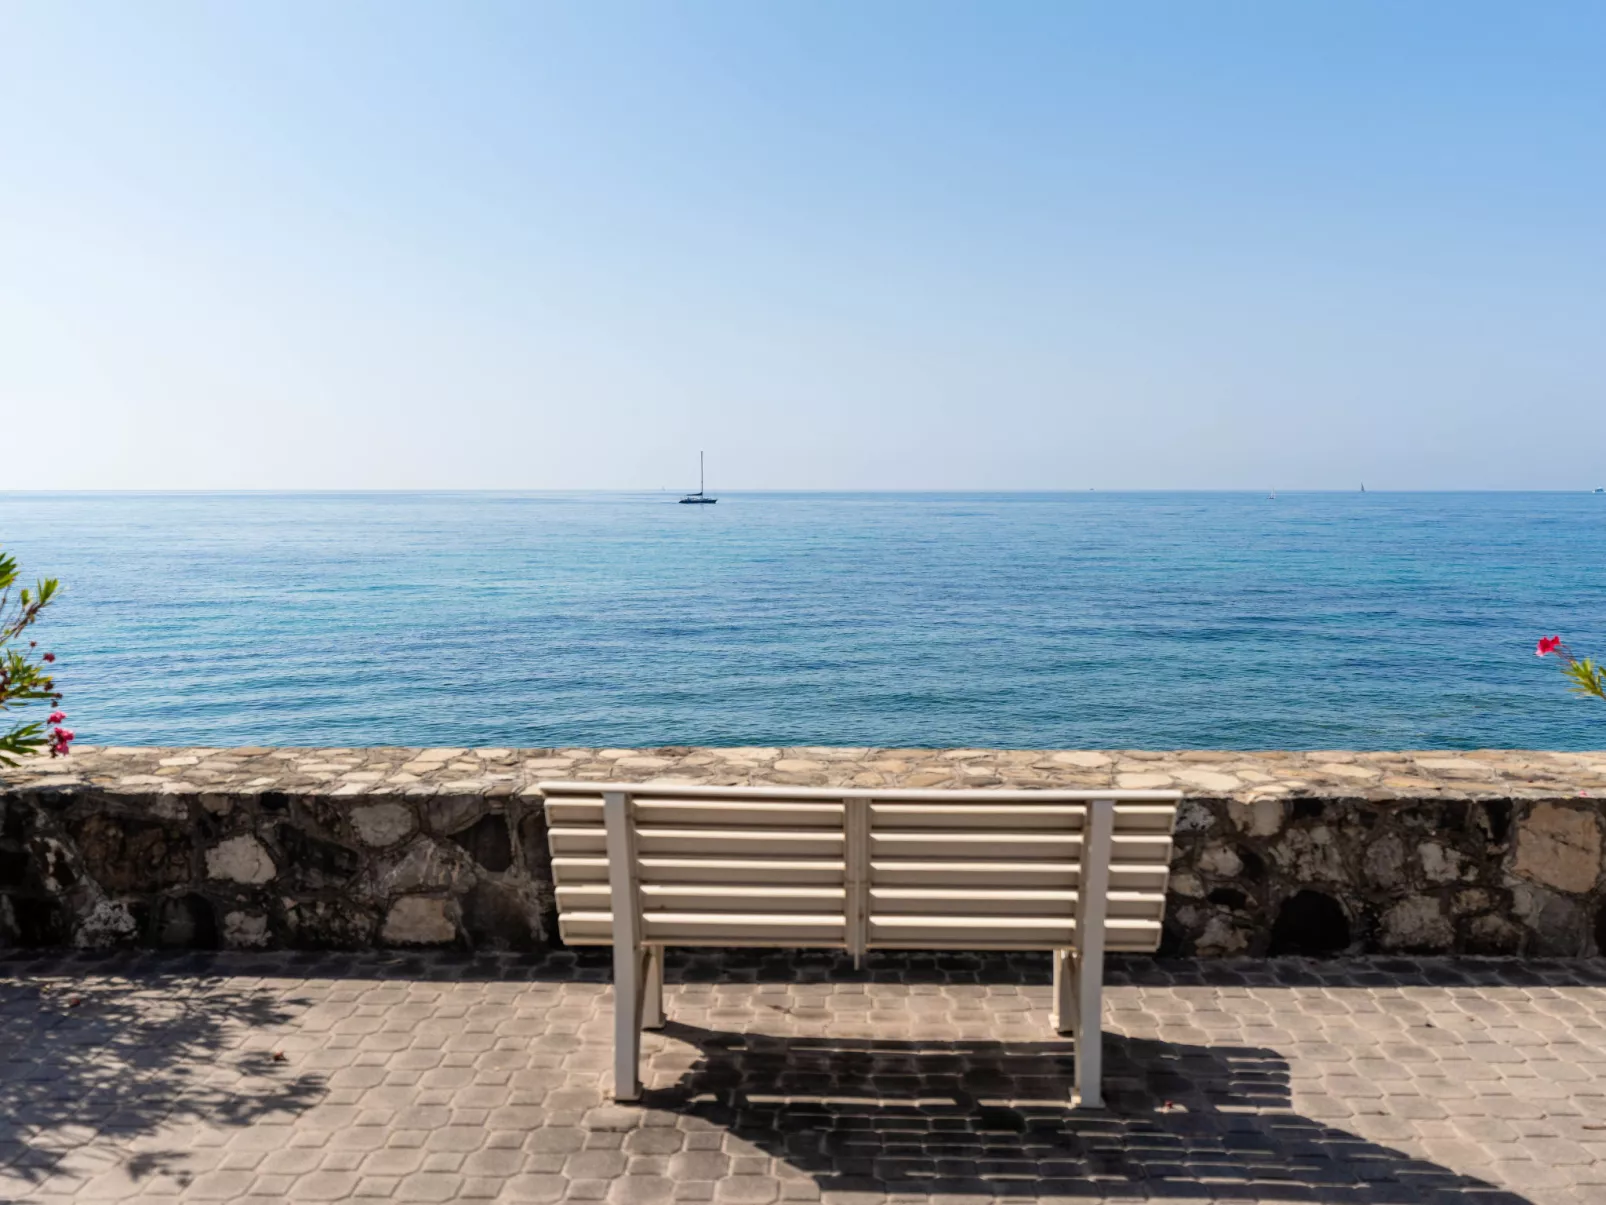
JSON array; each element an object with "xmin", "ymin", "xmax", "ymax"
[
  {"xmin": 0, "ymin": 547, "xmax": 71, "ymax": 764},
  {"xmin": 1536, "ymin": 635, "xmax": 1606, "ymax": 702}
]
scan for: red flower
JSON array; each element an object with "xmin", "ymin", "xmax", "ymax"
[
  {"xmin": 53, "ymin": 727, "xmax": 74, "ymax": 742},
  {"xmin": 1537, "ymin": 636, "xmax": 1563, "ymax": 657},
  {"xmin": 48, "ymin": 711, "xmax": 65, "ymax": 724},
  {"xmin": 42, "ymin": 652, "xmax": 55, "ymax": 663}
]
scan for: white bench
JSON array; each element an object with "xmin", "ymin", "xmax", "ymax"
[{"xmin": 540, "ymin": 781, "xmax": 1182, "ymax": 1107}]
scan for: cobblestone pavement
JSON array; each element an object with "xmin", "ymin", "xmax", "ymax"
[{"xmin": 2, "ymin": 952, "xmax": 1605, "ymax": 1204}]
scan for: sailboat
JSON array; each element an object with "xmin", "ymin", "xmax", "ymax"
[{"xmin": 679, "ymin": 452, "xmax": 717, "ymax": 504}]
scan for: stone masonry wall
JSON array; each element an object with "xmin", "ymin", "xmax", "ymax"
[{"xmin": 3, "ymin": 746, "xmax": 1605, "ymax": 957}]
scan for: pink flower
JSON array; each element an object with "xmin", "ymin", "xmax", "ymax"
[
  {"xmin": 47, "ymin": 711, "xmax": 65, "ymax": 724},
  {"xmin": 52, "ymin": 727, "xmax": 74, "ymax": 742},
  {"xmin": 42, "ymin": 652, "xmax": 55, "ymax": 663},
  {"xmin": 1537, "ymin": 636, "xmax": 1563, "ymax": 657}
]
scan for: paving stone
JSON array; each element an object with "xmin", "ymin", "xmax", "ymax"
[
  {"xmin": 567, "ymin": 1150, "xmax": 630, "ymax": 1179},
  {"xmin": 611, "ymin": 1174, "xmax": 675, "ymax": 1204},
  {"xmin": 288, "ymin": 1169, "xmax": 360, "ymax": 1199},
  {"xmin": 503, "ymin": 1173, "xmax": 568, "ymax": 1201},
  {"xmin": 392, "ymin": 1171, "xmax": 464, "ymax": 1201}
]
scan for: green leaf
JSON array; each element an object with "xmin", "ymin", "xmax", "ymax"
[{"xmin": 1563, "ymin": 658, "xmax": 1606, "ymax": 701}]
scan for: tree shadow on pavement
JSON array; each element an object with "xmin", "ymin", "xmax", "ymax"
[
  {"xmin": 0, "ymin": 968, "xmax": 323, "ymax": 1193},
  {"xmin": 647, "ymin": 1023, "xmax": 1530, "ymax": 1203}
]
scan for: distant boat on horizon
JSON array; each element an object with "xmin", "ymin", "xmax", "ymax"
[
  {"xmin": 1596, "ymin": 487, "xmax": 1604, "ymax": 494},
  {"xmin": 679, "ymin": 452, "xmax": 717, "ymax": 504}
]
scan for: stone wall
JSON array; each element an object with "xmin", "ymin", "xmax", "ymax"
[{"xmin": 3, "ymin": 746, "xmax": 1605, "ymax": 956}]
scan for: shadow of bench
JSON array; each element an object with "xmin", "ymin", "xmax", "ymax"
[{"xmin": 634, "ymin": 1023, "xmax": 1529, "ymax": 1203}]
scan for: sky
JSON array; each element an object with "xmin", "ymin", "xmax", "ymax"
[{"xmin": 3, "ymin": 2, "xmax": 1604, "ymax": 491}]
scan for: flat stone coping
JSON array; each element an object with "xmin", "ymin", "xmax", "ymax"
[{"xmin": 5, "ymin": 746, "xmax": 1606, "ymax": 802}]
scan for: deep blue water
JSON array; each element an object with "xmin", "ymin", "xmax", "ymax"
[{"xmin": 2, "ymin": 492, "xmax": 1603, "ymax": 750}]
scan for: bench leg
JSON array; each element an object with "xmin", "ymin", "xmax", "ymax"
[
  {"xmin": 1050, "ymin": 948, "xmax": 1076, "ymax": 1035},
  {"xmin": 1072, "ymin": 798, "xmax": 1113, "ymax": 1110},
  {"xmin": 1073, "ymin": 949, "xmax": 1104, "ymax": 1109},
  {"xmin": 613, "ymin": 943, "xmax": 644, "ymax": 1102},
  {"xmin": 604, "ymin": 790, "xmax": 647, "ymax": 1102},
  {"xmin": 642, "ymin": 945, "xmax": 665, "ymax": 1030}
]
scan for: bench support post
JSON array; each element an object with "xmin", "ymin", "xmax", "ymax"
[
  {"xmin": 844, "ymin": 798, "xmax": 870, "ymax": 969},
  {"xmin": 604, "ymin": 791, "xmax": 645, "ymax": 1101},
  {"xmin": 1050, "ymin": 948, "xmax": 1076, "ymax": 1034},
  {"xmin": 1073, "ymin": 798, "xmax": 1114, "ymax": 1109},
  {"xmin": 642, "ymin": 945, "xmax": 665, "ymax": 1031}
]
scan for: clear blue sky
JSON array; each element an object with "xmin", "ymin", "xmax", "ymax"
[{"xmin": 3, "ymin": 2, "xmax": 1603, "ymax": 490}]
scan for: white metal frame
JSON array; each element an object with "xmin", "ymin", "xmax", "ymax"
[{"xmin": 563, "ymin": 783, "xmax": 1178, "ymax": 1107}]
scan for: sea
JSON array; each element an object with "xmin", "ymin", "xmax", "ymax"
[{"xmin": 2, "ymin": 491, "xmax": 1603, "ymax": 751}]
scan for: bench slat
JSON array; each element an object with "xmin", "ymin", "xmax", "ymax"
[
  {"xmin": 556, "ymin": 860, "xmax": 1170, "ymax": 911},
  {"xmin": 558, "ymin": 884, "xmax": 847, "ymax": 913},
  {"xmin": 869, "ymin": 887, "xmax": 1165, "ymax": 920},
  {"xmin": 553, "ymin": 856, "xmax": 847, "ymax": 886},
  {"xmin": 560, "ymin": 910, "xmax": 848, "ymax": 944},
  {"xmin": 550, "ymin": 826, "xmax": 846, "ymax": 857},
  {"xmin": 867, "ymin": 859, "xmax": 1169, "ymax": 890},
  {"xmin": 557, "ymin": 827, "xmax": 1170, "ymax": 864},
  {"xmin": 871, "ymin": 923, "xmax": 1160, "ymax": 951},
  {"xmin": 560, "ymin": 886, "xmax": 1165, "ymax": 923},
  {"xmin": 871, "ymin": 914, "xmax": 1159, "ymax": 935},
  {"xmin": 870, "ymin": 804, "xmax": 1087, "ymax": 831},
  {"xmin": 870, "ymin": 832, "xmax": 1172, "ymax": 862},
  {"xmin": 548, "ymin": 798, "xmax": 847, "ymax": 828},
  {"xmin": 540, "ymin": 781, "xmax": 1179, "ymax": 803},
  {"xmin": 869, "ymin": 803, "xmax": 1176, "ymax": 832},
  {"xmin": 562, "ymin": 914, "xmax": 1162, "ymax": 950}
]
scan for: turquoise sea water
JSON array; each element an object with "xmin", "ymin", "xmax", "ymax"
[{"xmin": 2, "ymin": 492, "xmax": 1603, "ymax": 750}]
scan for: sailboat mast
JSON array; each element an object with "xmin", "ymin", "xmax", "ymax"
[{"xmin": 700, "ymin": 451, "xmax": 704, "ymax": 495}]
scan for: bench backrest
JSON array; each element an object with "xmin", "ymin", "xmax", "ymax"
[{"xmin": 541, "ymin": 782, "xmax": 1181, "ymax": 955}]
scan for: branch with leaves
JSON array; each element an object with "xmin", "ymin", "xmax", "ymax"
[
  {"xmin": 0, "ymin": 548, "xmax": 72, "ymax": 765},
  {"xmin": 1536, "ymin": 636, "xmax": 1606, "ymax": 702}
]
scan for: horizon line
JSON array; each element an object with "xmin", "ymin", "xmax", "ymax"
[{"xmin": 5, "ymin": 487, "xmax": 1606, "ymax": 497}]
